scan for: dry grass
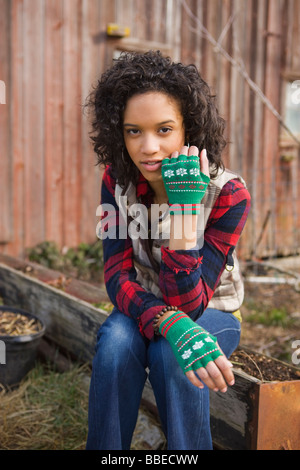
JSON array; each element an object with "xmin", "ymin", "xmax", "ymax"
[
  {"xmin": 0, "ymin": 360, "xmax": 165, "ymax": 451},
  {"xmin": 0, "ymin": 362, "xmax": 90, "ymax": 450}
]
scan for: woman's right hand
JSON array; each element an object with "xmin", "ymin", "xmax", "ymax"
[{"xmin": 161, "ymin": 146, "xmax": 210, "ymax": 215}]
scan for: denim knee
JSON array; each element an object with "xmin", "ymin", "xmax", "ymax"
[
  {"xmin": 93, "ymin": 309, "xmax": 147, "ymax": 373},
  {"xmin": 197, "ymin": 308, "xmax": 241, "ymax": 358}
]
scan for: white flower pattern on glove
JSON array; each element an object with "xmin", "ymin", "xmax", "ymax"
[
  {"xmin": 181, "ymin": 349, "xmax": 192, "ymax": 360},
  {"xmin": 164, "ymin": 170, "xmax": 175, "ymax": 178},
  {"xmin": 192, "ymin": 340, "xmax": 204, "ymax": 350},
  {"xmin": 189, "ymin": 168, "xmax": 200, "ymax": 177},
  {"xmin": 176, "ymin": 168, "xmax": 188, "ymax": 176}
]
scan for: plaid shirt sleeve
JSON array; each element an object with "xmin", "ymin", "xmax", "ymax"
[
  {"xmin": 100, "ymin": 167, "xmax": 251, "ymax": 340},
  {"xmin": 159, "ymin": 179, "xmax": 251, "ymax": 320}
]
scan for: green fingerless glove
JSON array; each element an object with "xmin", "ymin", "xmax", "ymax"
[
  {"xmin": 161, "ymin": 154, "xmax": 210, "ymax": 215},
  {"xmin": 159, "ymin": 311, "xmax": 223, "ymax": 373}
]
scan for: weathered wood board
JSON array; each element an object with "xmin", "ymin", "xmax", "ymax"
[
  {"xmin": 0, "ymin": 253, "xmax": 109, "ymax": 305},
  {"xmin": 210, "ymin": 365, "xmax": 300, "ymax": 450},
  {"xmin": 209, "ymin": 370, "xmax": 259, "ymax": 450},
  {"xmin": 0, "ymin": 262, "xmax": 109, "ymax": 362}
]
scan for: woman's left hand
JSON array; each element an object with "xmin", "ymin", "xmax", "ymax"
[
  {"xmin": 158, "ymin": 310, "xmax": 235, "ymax": 393},
  {"xmin": 185, "ymin": 349, "xmax": 235, "ymax": 393}
]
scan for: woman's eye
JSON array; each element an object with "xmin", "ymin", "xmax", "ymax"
[
  {"xmin": 159, "ymin": 127, "xmax": 172, "ymax": 134},
  {"xmin": 125, "ymin": 128, "xmax": 140, "ymax": 135}
]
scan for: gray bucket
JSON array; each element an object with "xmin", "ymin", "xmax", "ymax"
[{"xmin": 0, "ymin": 306, "xmax": 45, "ymax": 387}]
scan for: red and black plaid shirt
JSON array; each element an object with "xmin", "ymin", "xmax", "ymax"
[{"xmin": 100, "ymin": 166, "xmax": 251, "ymax": 340}]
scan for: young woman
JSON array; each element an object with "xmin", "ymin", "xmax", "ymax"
[{"xmin": 85, "ymin": 50, "xmax": 251, "ymax": 450}]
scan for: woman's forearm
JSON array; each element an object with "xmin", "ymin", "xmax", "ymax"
[{"xmin": 169, "ymin": 214, "xmax": 198, "ymax": 250}]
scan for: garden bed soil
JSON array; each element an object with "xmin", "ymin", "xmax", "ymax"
[{"xmin": 231, "ymin": 348, "xmax": 300, "ymax": 382}]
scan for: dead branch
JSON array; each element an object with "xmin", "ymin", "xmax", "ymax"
[{"xmin": 180, "ymin": 0, "xmax": 300, "ymax": 146}]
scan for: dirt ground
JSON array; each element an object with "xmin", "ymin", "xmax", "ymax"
[{"xmin": 239, "ymin": 259, "xmax": 300, "ymax": 370}]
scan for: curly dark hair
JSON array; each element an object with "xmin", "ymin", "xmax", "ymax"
[{"xmin": 86, "ymin": 50, "xmax": 226, "ymax": 188}]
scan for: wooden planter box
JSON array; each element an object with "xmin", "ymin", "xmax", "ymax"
[
  {"xmin": 209, "ymin": 362, "xmax": 300, "ymax": 450},
  {"xmin": 0, "ymin": 254, "xmax": 299, "ymax": 450},
  {"xmin": 0, "ymin": 255, "xmax": 110, "ymax": 363}
]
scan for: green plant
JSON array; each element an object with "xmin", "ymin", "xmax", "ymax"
[
  {"xmin": 27, "ymin": 240, "xmax": 104, "ymax": 281},
  {"xmin": 27, "ymin": 241, "xmax": 64, "ymax": 270},
  {"xmin": 246, "ymin": 306, "xmax": 293, "ymax": 327}
]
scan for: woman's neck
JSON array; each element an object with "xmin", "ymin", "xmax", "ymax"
[{"xmin": 150, "ymin": 181, "xmax": 168, "ymax": 206}]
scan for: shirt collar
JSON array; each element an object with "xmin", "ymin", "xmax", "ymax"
[{"xmin": 136, "ymin": 172, "xmax": 154, "ymax": 202}]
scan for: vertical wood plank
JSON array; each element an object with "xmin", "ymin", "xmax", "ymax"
[
  {"xmin": 144, "ymin": 0, "xmax": 155, "ymax": 41},
  {"xmin": 23, "ymin": 0, "xmax": 45, "ymax": 249},
  {"xmin": 203, "ymin": 0, "xmax": 218, "ymax": 88},
  {"xmin": 291, "ymin": 0, "xmax": 300, "ymax": 70},
  {"xmin": 248, "ymin": 0, "xmax": 268, "ymax": 258},
  {"xmin": 180, "ymin": 0, "xmax": 193, "ymax": 64},
  {"xmin": 262, "ymin": 0, "xmax": 282, "ymax": 255},
  {"xmin": 167, "ymin": 0, "xmax": 181, "ymax": 61},
  {"xmin": 241, "ymin": 0, "xmax": 254, "ymax": 178},
  {"xmin": 192, "ymin": 0, "xmax": 204, "ymax": 69},
  {"xmin": 80, "ymin": 0, "xmax": 103, "ymax": 244},
  {"xmin": 44, "ymin": 0, "xmax": 64, "ymax": 246},
  {"xmin": 153, "ymin": 0, "xmax": 168, "ymax": 44},
  {"xmin": 63, "ymin": 0, "xmax": 82, "ymax": 247},
  {"xmin": 8, "ymin": 0, "xmax": 25, "ymax": 257},
  {"xmin": 283, "ymin": 0, "xmax": 293, "ymax": 71},
  {"xmin": 216, "ymin": 0, "xmax": 233, "ymax": 168},
  {"xmin": 0, "ymin": 0, "xmax": 12, "ymax": 244},
  {"xmin": 115, "ymin": 0, "xmax": 134, "ymax": 35},
  {"xmin": 229, "ymin": 0, "xmax": 245, "ymax": 173}
]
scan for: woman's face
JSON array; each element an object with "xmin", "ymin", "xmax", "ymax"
[{"xmin": 123, "ymin": 91, "xmax": 185, "ymax": 191}]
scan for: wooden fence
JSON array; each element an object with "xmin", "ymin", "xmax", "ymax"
[{"xmin": 0, "ymin": 0, "xmax": 300, "ymax": 259}]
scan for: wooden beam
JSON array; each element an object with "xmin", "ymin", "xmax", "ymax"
[
  {"xmin": 209, "ymin": 369, "xmax": 260, "ymax": 450},
  {"xmin": 0, "ymin": 262, "xmax": 109, "ymax": 363}
]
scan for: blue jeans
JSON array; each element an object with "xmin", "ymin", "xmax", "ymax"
[{"xmin": 86, "ymin": 308, "xmax": 241, "ymax": 450}]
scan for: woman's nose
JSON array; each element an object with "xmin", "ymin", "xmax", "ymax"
[{"xmin": 141, "ymin": 134, "xmax": 160, "ymax": 155}]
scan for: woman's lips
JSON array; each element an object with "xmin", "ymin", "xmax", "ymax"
[{"xmin": 140, "ymin": 160, "xmax": 163, "ymax": 172}]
